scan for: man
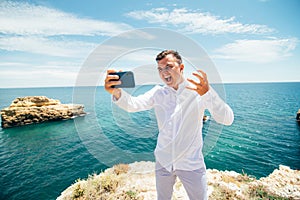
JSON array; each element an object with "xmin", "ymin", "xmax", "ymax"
[{"xmin": 104, "ymin": 50, "xmax": 234, "ymax": 200}]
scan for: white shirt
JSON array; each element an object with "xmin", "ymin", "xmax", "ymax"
[{"xmin": 113, "ymin": 80, "xmax": 234, "ymax": 172}]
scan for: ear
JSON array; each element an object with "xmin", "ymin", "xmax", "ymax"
[{"xmin": 180, "ymin": 64, "xmax": 184, "ymax": 73}]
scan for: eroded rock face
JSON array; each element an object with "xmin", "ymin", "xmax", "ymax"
[
  {"xmin": 257, "ymin": 165, "xmax": 300, "ymax": 199},
  {"xmin": 1, "ymin": 96, "xmax": 86, "ymax": 128}
]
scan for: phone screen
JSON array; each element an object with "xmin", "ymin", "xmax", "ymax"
[{"xmin": 110, "ymin": 71, "xmax": 135, "ymax": 88}]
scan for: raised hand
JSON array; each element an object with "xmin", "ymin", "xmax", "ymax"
[
  {"xmin": 104, "ymin": 69, "xmax": 122, "ymax": 99},
  {"xmin": 186, "ymin": 70, "xmax": 210, "ymax": 96}
]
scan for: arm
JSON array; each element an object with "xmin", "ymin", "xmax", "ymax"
[
  {"xmin": 104, "ymin": 69, "xmax": 156, "ymax": 112},
  {"xmin": 202, "ymin": 87, "xmax": 234, "ymax": 125},
  {"xmin": 113, "ymin": 88, "xmax": 157, "ymax": 112}
]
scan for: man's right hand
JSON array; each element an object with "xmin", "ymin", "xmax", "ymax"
[{"xmin": 104, "ymin": 69, "xmax": 122, "ymax": 100}]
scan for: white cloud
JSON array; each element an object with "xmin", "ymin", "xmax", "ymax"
[
  {"xmin": 213, "ymin": 38, "xmax": 298, "ymax": 63},
  {"xmin": 0, "ymin": 36, "xmax": 97, "ymax": 57},
  {"xmin": 0, "ymin": 62, "xmax": 31, "ymax": 67},
  {"xmin": 0, "ymin": 62, "xmax": 80, "ymax": 88},
  {"xmin": 0, "ymin": 1, "xmax": 134, "ymax": 58},
  {"xmin": 126, "ymin": 8, "xmax": 273, "ymax": 35},
  {"xmin": 0, "ymin": 1, "xmax": 131, "ymax": 36}
]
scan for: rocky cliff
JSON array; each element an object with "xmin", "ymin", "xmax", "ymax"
[
  {"xmin": 57, "ymin": 161, "xmax": 300, "ymax": 200},
  {"xmin": 1, "ymin": 96, "xmax": 85, "ymax": 128}
]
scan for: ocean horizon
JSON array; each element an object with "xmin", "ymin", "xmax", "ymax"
[
  {"xmin": 1, "ymin": 82, "xmax": 300, "ymax": 200},
  {"xmin": 1, "ymin": 80, "xmax": 300, "ymax": 89}
]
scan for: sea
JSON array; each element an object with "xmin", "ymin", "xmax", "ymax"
[{"xmin": 0, "ymin": 82, "xmax": 299, "ymax": 200}]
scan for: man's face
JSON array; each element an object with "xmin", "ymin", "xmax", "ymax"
[{"xmin": 157, "ymin": 54, "xmax": 184, "ymax": 90}]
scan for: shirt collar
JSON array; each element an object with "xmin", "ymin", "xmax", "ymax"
[{"xmin": 165, "ymin": 79, "xmax": 188, "ymax": 94}]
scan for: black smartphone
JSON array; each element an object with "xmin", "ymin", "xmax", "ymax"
[{"xmin": 109, "ymin": 71, "xmax": 135, "ymax": 88}]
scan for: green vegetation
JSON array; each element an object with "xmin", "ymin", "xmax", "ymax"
[
  {"xmin": 250, "ymin": 185, "xmax": 291, "ymax": 200},
  {"xmin": 100, "ymin": 173, "xmax": 119, "ymax": 192},
  {"xmin": 124, "ymin": 190, "xmax": 143, "ymax": 200},
  {"xmin": 209, "ymin": 172, "xmax": 291, "ymax": 200},
  {"xmin": 71, "ymin": 184, "xmax": 84, "ymax": 199}
]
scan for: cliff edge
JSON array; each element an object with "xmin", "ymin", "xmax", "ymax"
[
  {"xmin": 57, "ymin": 161, "xmax": 300, "ymax": 200},
  {"xmin": 0, "ymin": 96, "xmax": 85, "ymax": 128}
]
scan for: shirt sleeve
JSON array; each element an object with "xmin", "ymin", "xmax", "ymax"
[
  {"xmin": 112, "ymin": 86, "xmax": 159, "ymax": 112},
  {"xmin": 202, "ymin": 87, "xmax": 234, "ymax": 125}
]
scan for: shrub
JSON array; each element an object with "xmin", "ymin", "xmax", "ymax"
[
  {"xmin": 114, "ymin": 163, "xmax": 129, "ymax": 175},
  {"xmin": 72, "ymin": 184, "xmax": 85, "ymax": 199},
  {"xmin": 100, "ymin": 174, "xmax": 119, "ymax": 192},
  {"xmin": 249, "ymin": 185, "xmax": 290, "ymax": 200}
]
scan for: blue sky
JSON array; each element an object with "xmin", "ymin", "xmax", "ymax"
[{"xmin": 0, "ymin": 0, "xmax": 299, "ymax": 88}]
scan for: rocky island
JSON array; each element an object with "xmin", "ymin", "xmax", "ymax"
[
  {"xmin": 57, "ymin": 161, "xmax": 300, "ymax": 200},
  {"xmin": 0, "ymin": 96, "xmax": 85, "ymax": 128}
]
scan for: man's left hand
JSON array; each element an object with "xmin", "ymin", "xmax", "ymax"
[{"xmin": 186, "ymin": 70, "xmax": 209, "ymax": 96}]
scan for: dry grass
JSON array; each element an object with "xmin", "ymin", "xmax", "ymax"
[
  {"xmin": 209, "ymin": 173, "xmax": 290, "ymax": 200},
  {"xmin": 113, "ymin": 164, "xmax": 129, "ymax": 175},
  {"xmin": 65, "ymin": 163, "xmax": 142, "ymax": 200},
  {"xmin": 58, "ymin": 163, "xmax": 298, "ymax": 200}
]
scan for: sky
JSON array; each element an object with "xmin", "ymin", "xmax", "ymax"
[{"xmin": 0, "ymin": 0, "xmax": 299, "ymax": 88}]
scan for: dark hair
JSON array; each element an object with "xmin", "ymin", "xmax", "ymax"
[{"xmin": 156, "ymin": 50, "xmax": 182, "ymax": 64}]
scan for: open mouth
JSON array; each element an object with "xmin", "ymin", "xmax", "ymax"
[{"xmin": 164, "ymin": 76, "xmax": 172, "ymax": 83}]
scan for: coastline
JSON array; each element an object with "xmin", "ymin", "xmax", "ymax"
[
  {"xmin": 1, "ymin": 84, "xmax": 299, "ymax": 199},
  {"xmin": 57, "ymin": 161, "xmax": 300, "ymax": 200}
]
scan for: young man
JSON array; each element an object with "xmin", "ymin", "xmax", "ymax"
[{"xmin": 104, "ymin": 50, "xmax": 234, "ymax": 200}]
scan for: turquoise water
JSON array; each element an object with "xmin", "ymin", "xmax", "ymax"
[{"xmin": 0, "ymin": 83, "xmax": 300, "ymax": 200}]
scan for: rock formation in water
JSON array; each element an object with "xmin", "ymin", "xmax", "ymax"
[
  {"xmin": 0, "ymin": 96, "xmax": 85, "ymax": 128},
  {"xmin": 57, "ymin": 161, "xmax": 300, "ymax": 200}
]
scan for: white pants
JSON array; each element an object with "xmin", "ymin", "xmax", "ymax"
[{"xmin": 155, "ymin": 162, "xmax": 207, "ymax": 200}]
